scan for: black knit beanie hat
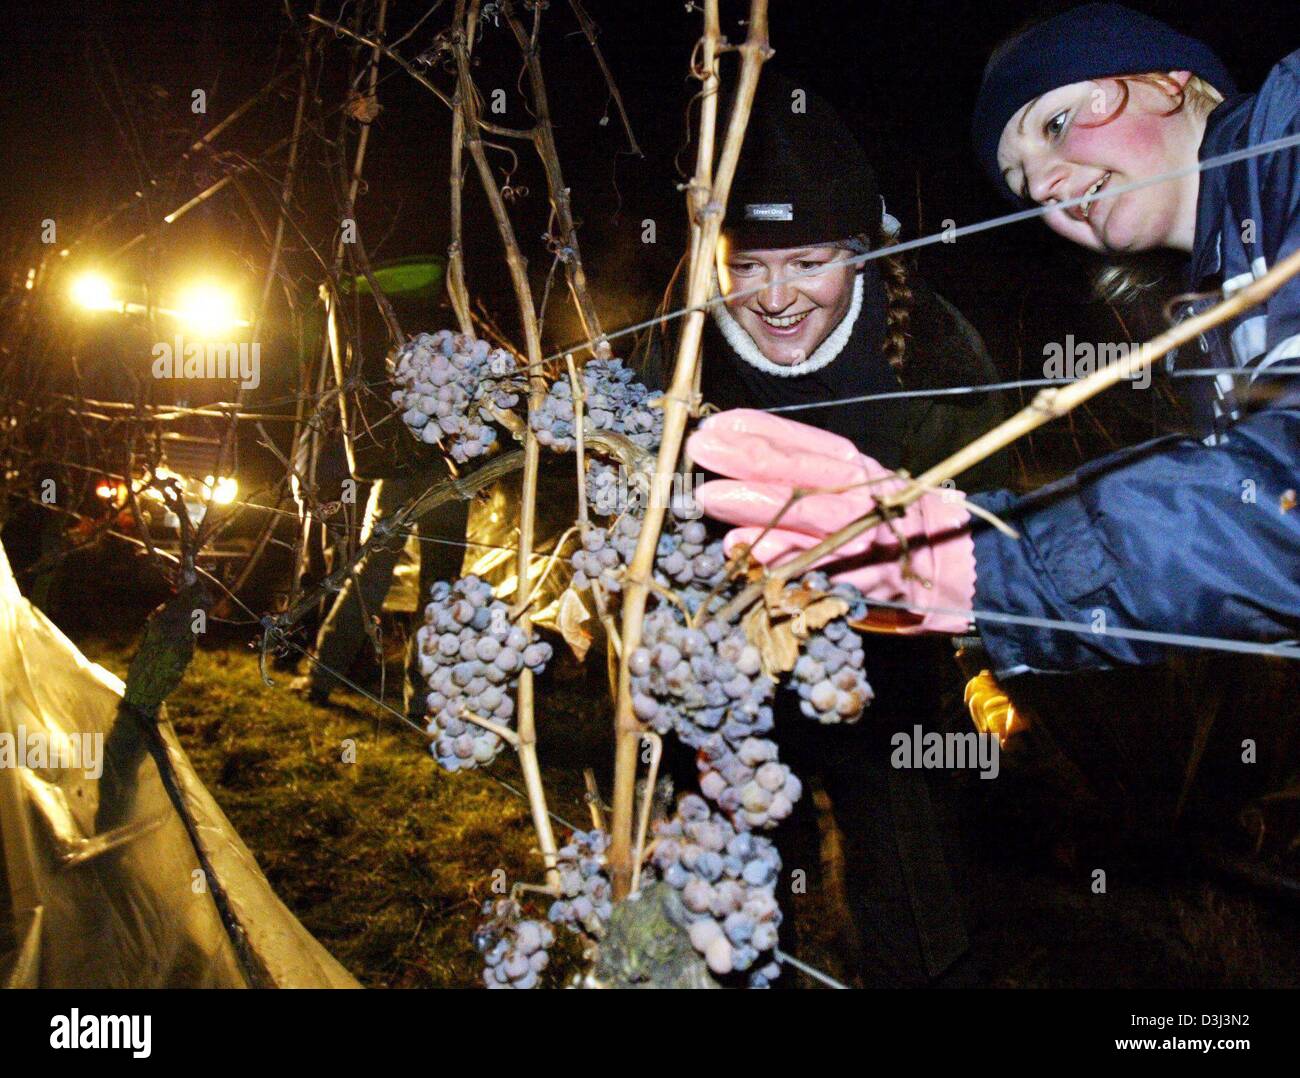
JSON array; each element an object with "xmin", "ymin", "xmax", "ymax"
[
  {"xmin": 723, "ymin": 74, "xmax": 883, "ymax": 251},
  {"xmin": 972, "ymin": 3, "xmax": 1236, "ymax": 203}
]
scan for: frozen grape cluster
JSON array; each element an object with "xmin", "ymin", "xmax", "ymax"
[
  {"xmin": 790, "ymin": 573, "xmax": 874, "ymax": 724},
  {"xmin": 583, "ymin": 458, "xmax": 702, "ymax": 522},
  {"xmin": 531, "ymin": 358, "xmax": 662, "ymax": 450},
  {"xmin": 416, "ymin": 576, "xmax": 553, "ymax": 771},
  {"xmin": 473, "ymin": 803, "xmax": 783, "ymax": 988},
  {"xmin": 628, "ymin": 603, "xmax": 798, "ymax": 830},
  {"xmin": 654, "ymin": 520, "xmax": 727, "ymax": 591},
  {"xmin": 570, "ymin": 514, "xmax": 728, "ymax": 598},
  {"xmin": 697, "ymin": 734, "xmax": 802, "ymax": 831},
  {"xmin": 629, "ymin": 606, "xmax": 773, "ymax": 752},
  {"xmin": 392, "ymin": 329, "xmax": 523, "ymax": 464},
  {"xmin": 475, "ymin": 899, "xmax": 555, "ymax": 989},
  {"xmin": 547, "ymin": 829, "xmax": 614, "ymax": 937},
  {"xmin": 652, "ymin": 794, "xmax": 783, "ymax": 986},
  {"xmin": 584, "ymin": 459, "xmax": 622, "ymax": 516},
  {"xmin": 570, "ymin": 513, "xmax": 643, "ymax": 593}
]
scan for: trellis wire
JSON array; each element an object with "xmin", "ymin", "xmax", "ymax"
[
  {"xmin": 773, "ymin": 947, "xmax": 849, "ymax": 989},
  {"xmin": 211, "ymin": 490, "xmax": 1300, "ymax": 664},
  {"xmin": 763, "ymin": 367, "xmax": 1300, "ymax": 414},
  {"xmin": 46, "ymin": 367, "xmax": 1300, "ymax": 429},
  {"xmin": 18, "ymin": 406, "xmax": 1299, "ymax": 665},
  {"xmin": 528, "ymin": 131, "xmax": 1300, "ymax": 371},
  {"xmin": 859, "ymin": 595, "xmax": 1300, "ymax": 662}
]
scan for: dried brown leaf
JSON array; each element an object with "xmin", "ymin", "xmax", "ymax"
[
  {"xmin": 557, "ymin": 587, "xmax": 592, "ymax": 663},
  {"xmin": 744, "ymin": 582, "xmax": 850, "ymax": 678},
  {"xmin": 791, "ymin": 595, "xmax": 849, "ymax": 636},
  {"xmin": 762, "ymin": 579, "xmax": 848, "ymax": 635},
  {"xmin": 742, "ymin": 602, "xmax": 799, "ymax": 678}
]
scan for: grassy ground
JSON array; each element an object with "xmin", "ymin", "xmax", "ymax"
[
  {"xmin": 79, "ymin": 629, "xmax": 595, "ymax": 987},
  {"xmin": 69, "ymin": 621, "xmax": 1300, "ymax": 990}
]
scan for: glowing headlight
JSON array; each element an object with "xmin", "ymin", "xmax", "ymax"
[
  {"xmin": 72, "ymin": 273, "xmax": 116, "ymax": 311},
  {"xmin": 178, "ymin": 283, "xmax": 240, "ymax": 335},
  {"xmin": 204, "ymin": 475, "xmax": 238, "ymax": 505}
]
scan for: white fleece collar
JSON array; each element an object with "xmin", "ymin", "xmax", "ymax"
[{"xmin": 711, "ymin": 272, "xmax": 864, "ymax": 377}]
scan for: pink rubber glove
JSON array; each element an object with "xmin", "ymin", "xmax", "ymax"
[{"xmin": 687, "ymin": 409, "xmax": 977, "ymax": 634}]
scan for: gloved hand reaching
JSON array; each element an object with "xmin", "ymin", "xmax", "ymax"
[{"xmin": 686, "ymin": 409, "xmax": 977, "ymax": 634}]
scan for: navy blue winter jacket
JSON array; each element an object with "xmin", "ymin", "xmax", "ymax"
[{"xmin": 969, "ymin": 50, "xmax": 1300, "ymax": 677}]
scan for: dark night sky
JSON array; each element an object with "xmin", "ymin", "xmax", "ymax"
[{"xmin": 3, "ymin": 0, "xmax": 1297, "ymax": 463}]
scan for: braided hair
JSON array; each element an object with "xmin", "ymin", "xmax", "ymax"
[{"xmin": 842, "ymin": 219, "xmax": 913, "ymax": 377}]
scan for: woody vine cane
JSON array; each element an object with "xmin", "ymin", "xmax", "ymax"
[{"xmin": 608, "ymin": 0, "xmax": 772, "ymax": 901}]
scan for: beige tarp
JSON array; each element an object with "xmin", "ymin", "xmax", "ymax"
[
  {"xmin": 384, "ymin": 531, "xmax": 424, "ymax": 615},
  {"xmin": 460, "ymin": 466, "xmax": 596, "ymax": 639},
  {"xmin": 0, "ymin": 540, "xmax": 359, "ymax": 988}
]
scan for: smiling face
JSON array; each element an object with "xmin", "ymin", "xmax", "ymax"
[
  {"xmin": 997, "ymin": 73, "xmax": 1208, "ymax": 254},
  {"xmin": 718, "ymin": 240, "xmax": 857, "ymax": 366}
]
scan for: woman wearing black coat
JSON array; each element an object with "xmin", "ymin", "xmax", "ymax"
[{"xmin": 640, "ymin": 75, "xmax": 1009, "ymax": 986}]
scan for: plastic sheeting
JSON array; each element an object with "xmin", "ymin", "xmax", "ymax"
[
  {"xmin": 384, "ymin": 531, "xmax": 424, "ymax": 615},
  {"xmin": 459, "ymin": 465, "xmax": 598, "ymax": 641},
  {"xmin": 0, "ymin": 540, "xmax": 359, "ymax": 988}
]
